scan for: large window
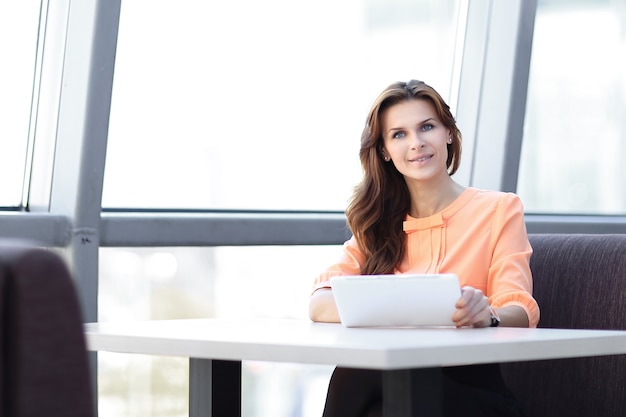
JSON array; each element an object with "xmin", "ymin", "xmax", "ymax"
[
  {"xmin": 0, "ymin": 2, "xmax": 41, "ymax": 207},
  {"xmin": 103, "ymin": 0, "xmax": 461, "ymax": 211},
  {"xmin": 518, "ymin": 0, "xmax": 626, "ymax": 214},
  {"xmin": 99, "ymin": 1, "xmax": 462, "ymax": 416}
]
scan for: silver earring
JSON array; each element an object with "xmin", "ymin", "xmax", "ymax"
[
  {"xmin": 447, "ymin": 137, "xmax": 453, "ymax": 144},
  {"xmin": 384, "ymin": 156, "xmax": 391, "ymax": 162}
]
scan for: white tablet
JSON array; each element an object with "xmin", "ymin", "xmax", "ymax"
[{"xmin": 329, "ymin": 274, "xmax": 461, "ymax": 327}]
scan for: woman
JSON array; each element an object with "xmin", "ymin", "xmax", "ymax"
[{"xmin": 309, "ymin": 80, "xmax": 539, "ymax": 416}]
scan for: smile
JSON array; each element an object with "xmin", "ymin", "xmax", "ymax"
[{"xmin": 410, "ymin": 154, "xmax": 433, "ymax": 163}]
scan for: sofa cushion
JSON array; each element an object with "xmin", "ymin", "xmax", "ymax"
[
  {"xmin": 501, "ymin": 234, "xmax": 626, "ymax": 417},
  {"xmin": 529, "ymin": 233, "xmax": 626, "ymax": 330}
]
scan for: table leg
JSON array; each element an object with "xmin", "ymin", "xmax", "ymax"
[
  {"xmin": 189, "ymin": 358, "xmax": 242, "ymax": 417},
  {"xmin": 383, "ymin": 368, "xmax": 443, "ymax": 417}
]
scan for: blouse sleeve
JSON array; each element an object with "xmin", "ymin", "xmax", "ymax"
[
  {"xmin": 311, "ymin": 236, "xmax": 365, "ymax": 294},
  {"xmin": 487, "ymin": 193, "xmax": 540, "ymax": 327}
]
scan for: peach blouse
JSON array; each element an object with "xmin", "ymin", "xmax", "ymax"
[{"xmin": 312, "ymin": 187, "xmax": 540, "ymax": 327}]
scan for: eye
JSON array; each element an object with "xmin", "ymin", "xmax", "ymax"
[
  {"xmin": 421, "ymin": 123, "xmax": 434, "ymax": 132},
  {"xmin": 392, "ymin": 131, "xmax": 406, "ymax": 139}
]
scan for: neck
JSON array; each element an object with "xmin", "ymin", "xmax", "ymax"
[{"xmin": 407, "ymin": 177, "xmax": 464, "ymax": 218}]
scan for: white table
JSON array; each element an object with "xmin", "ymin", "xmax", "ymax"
[{"xmin": 85, "ymin": 318, "xmax": 626, "ymax": 417}]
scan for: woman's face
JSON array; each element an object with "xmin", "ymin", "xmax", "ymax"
[{"xmin": 381, "ymin": 98, "xmax": 451, "ymax": 184}]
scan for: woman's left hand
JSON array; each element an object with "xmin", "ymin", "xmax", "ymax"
[{"xmin": 452, "ymin": 286, "xmax": 491, "ymax": 328}]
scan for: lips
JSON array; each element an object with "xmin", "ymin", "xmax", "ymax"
[{"xmin": 410, "ymin": 154, "xmax": 433, "ymax": 163}]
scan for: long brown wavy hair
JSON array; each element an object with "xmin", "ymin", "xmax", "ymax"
[{"xmin": 346, "ymin": 80, "xmax": 462, "ymax": 275}]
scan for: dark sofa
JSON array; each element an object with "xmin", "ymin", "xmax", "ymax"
[
  {"xmin": 501, "ymin": 234, "xmax": 626, "ymax": 417},
  {"xmin": 0, "ymin": 241, "xmax": 95, "ymax": 417}
]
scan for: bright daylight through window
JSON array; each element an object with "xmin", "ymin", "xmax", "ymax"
[
  {"xmin": 0, "ymin": 2, "xmax": 40, "ymax": 207},
  {"xmin": 103, "ymin": 0, "xmax": 460, "ymax": 211},
  {"xmin": 518, "ymin": 0, "xmax": 626, "ymax": 214}
]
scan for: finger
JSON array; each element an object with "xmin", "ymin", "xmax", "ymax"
[
  {"xmin": 455, "ymin": 286, "xmax": 476, "ymax": 308},
  {"xmin": 454, "ymin": 288, "xmax": 488, "ymax": 327},
  {"xmin": 464, "ymin": 294, "xmax": 491, "ymax": 327},
  {"xmin": 467, "ymin": 294, "xmax": 489, "ymax": 324},
  {"xmin": 452, "ymin": 291, "xmax": 472, "ymax": 323},
  {"xmin": 457, "ymin": 288, "xmax": 485, "ymax": 313},
  {"xmin": 453, "ymin": 287, "xmax": 477, "ymax": 323}
]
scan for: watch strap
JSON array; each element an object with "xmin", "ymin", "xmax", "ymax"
[{"xmin": 489, "ymin": 306, "xmax": 500, "ymax": 327}]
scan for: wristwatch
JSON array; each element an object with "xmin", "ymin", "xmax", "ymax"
[{"xmin": 489, "ymin": 306, "xmax": 501, "ymax": 327}]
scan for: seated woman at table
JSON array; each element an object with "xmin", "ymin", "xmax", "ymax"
[{"xmin": 309, "ymin": 79, "xmax": 540, "ymax": 417}]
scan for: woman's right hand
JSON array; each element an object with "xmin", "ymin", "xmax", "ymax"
[{"xmin": 309, "ymin": 288, "xmax": 341, "ymax": 323}]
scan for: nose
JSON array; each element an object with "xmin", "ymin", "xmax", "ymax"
[{"xmin": 409, "ymin": 131, "xmax": 425, "ymax": 150}]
